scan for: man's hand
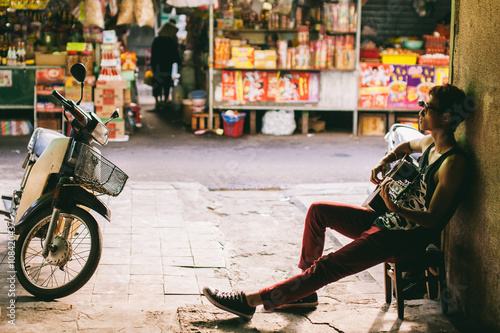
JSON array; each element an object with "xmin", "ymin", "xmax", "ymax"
[
  {"xmin": 380, "ymin": 177, "xmax": 400, "ymax": 212},
  {"xmin": 370, "ymin": 163, "xmax": 387, "ymax": 185}
]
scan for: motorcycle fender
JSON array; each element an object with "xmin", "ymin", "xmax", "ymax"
[{"xmin": 15, "ymin": 188, "xmax": 111, "ymax": 236}]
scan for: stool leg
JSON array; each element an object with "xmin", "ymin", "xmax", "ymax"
[
  {"xmin": 200, "ymin": 116, "xmax": 206, "ymax": 130},
  {"xmin": 214, "ymin": 115, "xmax": 220, "ymax": 130},
  {"xmin": 191, "ymin": 117, "xmax": 197, "ymax": 131},
  {"xmin": 438, "ymin": 263, "xmax": 449, "ymax": 313},
  {"xmin": 384, "ymin": 263, "xmax": 392, "ymax": 303},
  {"xmin": 250, "ymin": 110, "xmax": 256, "ymax": 134},
  {"xmin": 394, "ymin": 264, "xmax": 405, "ymax": 320}
]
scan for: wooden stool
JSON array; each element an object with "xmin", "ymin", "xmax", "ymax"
[
  {"xmin": 384, "ymin": 244, "xmax": 448, "ymax": 319},
  {"xmin": 191, "ymin": 113, "xmax": 220, "ymax": 131}
]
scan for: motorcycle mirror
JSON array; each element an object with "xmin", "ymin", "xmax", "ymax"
[
  {"xmin": 105, "ymin": 109, "xmax": 120, "ymax": 125},
  {"xmin": 70, "ymin": 63, "xmax": 87, "ymax": 106},
  {"xmin": 70, "ymin": 63, "xmax": 87, "ymax": 83}
]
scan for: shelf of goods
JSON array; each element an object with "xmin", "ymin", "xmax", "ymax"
[
  {"xmin": 357, "ymin": 62, "xmax": 449, "ymax": 136},
  {"xmin": 34, "ymin": 67, "xmax": 65, "ymax": 132},
  {"xmin": 210, "ymin": 0, "xmax": 362, "ymax": 135},
  {"xmin": 94, "ymin": 43, "xmax": 128, "ymax": 141}
]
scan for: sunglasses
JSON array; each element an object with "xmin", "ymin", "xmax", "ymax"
[{"xmin": 418, "ymin": 100, "xmax": 439, "ymax": 115}]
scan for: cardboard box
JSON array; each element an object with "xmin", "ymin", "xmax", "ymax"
[
  {"xmin": 396, "ymin": 115, "xmax": 419, "ymax": 130},
  {"xmin": 35, "ymin": 53, "xmax": 67, "ymax": 66},
  {"xmin": 95, "ymin": 79, "xmax": 128, "ymax": 89},
  {"xmin": 94, "ymin": 87, "xmax": 124, "ymax": 107},
  {"xmin": 37, "ymin": 114, "xmax": 61, "ymax": 131},
  {"xmin": 231, "ymin": 47, "xmax": 255, "ymax": 68},
  {"xmin": 388, "ymin": 65, "xmax": 408, "ymax": 108},
  {"xmin": 123, "ymin": 89, "xmax": 132, "ymax": 105},
  {"xmin": 359, "ymin": 63, "xmax": 390, "ymax": 108},
  {"xmin": 336, "ymin": 49, "xmax": 356, "ymax": 70},
  {"xmin": 254, "ymin": 60, "xmax": 277, "ymax": 69},
  {"xmin": 406, "ymin": 65, "xmax": 435, "ymax": 108},
  {"xmin": 358, "ymin": 113, "xmax": 386, "ymax": 136},
  {"xmin": 102, "ymin": 117, "xmax": 125, "ymax": 139},
  {"xmin": 96, "ymin": 104, "xmax": 119, "ymax": 118},
  {"xmin": 36, "ymin": 68, "xmax": 65, "ymax": 84},
  {"xmin": 65, "ymin": 86, "xmax": 93, "ymax": 103},
  {"xmin": 64, "ymin": 75, "xmax": 96, "ymax": 87}
]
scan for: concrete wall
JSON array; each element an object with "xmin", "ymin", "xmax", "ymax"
[{"xmin": 448, "ymin": 0, "xmax": 500, "ymax": 330}]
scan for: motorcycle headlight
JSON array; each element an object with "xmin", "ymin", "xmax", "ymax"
[{"xmin": 91, "ymin": 120, "xmax": 109, "ymax": 146}]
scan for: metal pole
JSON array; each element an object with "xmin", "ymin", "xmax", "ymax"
[{"xmin": 208, "ymin": 2, "xmax": 214, "ymax": 130}]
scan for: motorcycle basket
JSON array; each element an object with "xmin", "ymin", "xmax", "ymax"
[{"xmin": 74, "ymin": 143, "xmax": 128, "ymax": 196}]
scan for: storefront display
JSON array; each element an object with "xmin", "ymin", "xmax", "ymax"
[
  {"xmin": 222, "ymin": 70, "xmax": 319, "ymax": 103},
  {"xmin": 359, "ymin": 63, "xmax": 445, "ymax": 110}
]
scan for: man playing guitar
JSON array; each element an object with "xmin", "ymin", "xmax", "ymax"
[{"xmin": 202, "ymin": 84, "xmax": 470, "ymax": 319}]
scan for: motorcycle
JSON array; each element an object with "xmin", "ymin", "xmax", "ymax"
[
  {"xmin": 1, "ymin": 63, "xmax": 128, "ymax": 300},
  {"xmin": 384, "ymin": 123, "xmax": 425, "ymax": 160}
]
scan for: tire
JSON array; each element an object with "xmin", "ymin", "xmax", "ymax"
[{"xmin": 15, "ymin": 206, "xmax": 102, "ymax": 300}]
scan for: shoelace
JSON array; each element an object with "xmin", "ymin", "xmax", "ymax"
[{"xmin": 216, "ymin": 290, "xmax": 242, "ymax": 301}]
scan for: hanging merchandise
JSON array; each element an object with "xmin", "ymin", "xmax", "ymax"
[
  {"xmin": 109, "ymin": 0, "xmax": 118, "ymax": 17},
  {"xmin": 84, "ymin": 0, "xmax": 105, "ymax": 28},
  {"xmin": 135, "ymin": 0, "xmax": 155, "ymax": 28},
  {"xmin": 117, "ymin": 0, "xmax": 136, "ymax": 25},
  {"xmin": 275, "ymin": 0, "xmax": 292, "ymax": 15}
]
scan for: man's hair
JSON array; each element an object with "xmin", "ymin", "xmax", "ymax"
[{"xmin": 429, "ymin": 84, "xmax": 472, "ymax": 131}]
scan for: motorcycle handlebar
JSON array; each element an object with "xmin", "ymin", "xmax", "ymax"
[{"xmin": 51, "ymin": 90, "xmax": 89, "ymax": 127}]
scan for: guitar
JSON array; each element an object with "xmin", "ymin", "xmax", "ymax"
[{"xmin": 363, "ymin": 155, "xmax": 420, "ymax": 215}]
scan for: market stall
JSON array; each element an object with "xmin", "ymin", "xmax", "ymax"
[
  {"xmin": 210, "ymin": 0, "xmax": 362, "ymax": 135},
  {"xmin": 354, "ymin": 0, "xmax": 451, "ymax": 135},
  {"xmin": 0, "ymin": 0, "xmax": 143, "ymax": 139}
]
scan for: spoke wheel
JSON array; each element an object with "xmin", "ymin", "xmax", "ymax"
[{"xmin": 15, "ymin": 207, "xmax": 102, "ymax": 300}]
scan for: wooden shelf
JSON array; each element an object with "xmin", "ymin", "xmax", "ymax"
[
  {"xmin": 216, "ymin": 28, "xmax": 297, "ymax": 33},
  {"xmin": 215, "ymin": 67, "xmax": 355, "ymax": 72},
  {"xmin": 357, "ymin": 108, "xmax": 420, "ymax": 112},
  {"xmin": 216, "ymin": 28, "xmax": 357, "ymax": 35},
  {"xmin": 215, "ymin": 67, "xmax": 321, "ymax": 72}
]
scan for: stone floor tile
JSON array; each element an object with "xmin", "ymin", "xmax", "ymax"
[
  {"xmin": 93, "ymin": 282, "xmax": 128, "ymax": 295},
  {"xmin": 129, "ymin": 283, "xmax": 164, "ymax": 295},
  {"xmin": 162, "ymin": 256, "xmax": 194, "ymax": 267},
  {"xmin": 164, "ymin": 276, "xmax": 199, "ymax": 295},
  {"xmin": 128, "ymin": 294, "xmax": 165, "ymax": 305},
  {"xmin": 161, "ymin": 247, "xmax": 192, "ymax": 257},
  {"xmin": 163, "ymin": 267, "xmax": 198, "ymax": 278},
  {"xmin": 131, "ymin": 256, "xmax": 162, "ymax": 266},
  {"xmin": 196, "ymin": 277, "xmax": 232, "ymax": 291},
  {"xmin": 193, "ymin": 255, "xmax": 226, "ymax": 268},
  {"xmin": 91, "ymin": 293, "xmax": 128, "ymax": 305},
  {"xmin": 130, "ymin": 274, "xmax": 164, "ymax": 284},
  {"xmin": 130, "ymin": 264, "xmax": 163, "ymax": 275}
]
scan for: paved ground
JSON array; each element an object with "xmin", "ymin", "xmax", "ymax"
[
  {"xmin": 0, "ymin": 179, "xmax": 467, "ymax": 332},
  {"xmin": 0, "ymin": 89, "xmax": 473, "ymax": 331}
]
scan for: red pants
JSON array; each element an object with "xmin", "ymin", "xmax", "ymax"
[{"xmin": 259, "ymin": 202, "xmax": 434, "ymax": 310}]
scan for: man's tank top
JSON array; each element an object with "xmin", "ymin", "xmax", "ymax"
[{"xmin": 374, "ymin": 142, "xmax": 466, "ymax": 231}]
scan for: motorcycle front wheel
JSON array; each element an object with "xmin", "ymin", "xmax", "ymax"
[{"xmin": 15, "ymin": 206, "xmax": 102, "ymax": 300}]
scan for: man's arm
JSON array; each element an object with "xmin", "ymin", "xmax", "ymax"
[
  {"xmin": 370, "ymin": 135, "xmax": 431, "ymax": 184},
  {"xmin": 381, "ymin": 153, "xmax": 466, "ymax": 228}
]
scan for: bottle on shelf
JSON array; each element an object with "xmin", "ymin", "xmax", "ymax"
[{"xmin": 223, "ymin": 3, "xmax": 234, "ymax": 29}]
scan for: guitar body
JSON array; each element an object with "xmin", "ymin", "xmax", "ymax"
[{"xmin": 363, "ymin": 155, "xmax": 420, "ymax": 215}]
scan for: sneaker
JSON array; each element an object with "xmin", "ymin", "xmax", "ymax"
[
  {"xmin": 203, "ymin": 286, "xmax": 256, "ymax": 320},
  {"xmin": 276, "ymin": 292, "xmax": 318, "ymax": 309}
]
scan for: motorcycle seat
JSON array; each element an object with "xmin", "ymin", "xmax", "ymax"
[{"xmin": 32, "ymin": 128, "xmax": 66, "ymax": 158}]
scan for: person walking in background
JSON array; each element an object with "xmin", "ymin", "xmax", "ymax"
[{"xmin": 151, "ymin": 17, "xmax": 181, "ymax": 111}]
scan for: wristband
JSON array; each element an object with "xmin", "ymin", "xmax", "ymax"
[
  {"xmin": 390, "ymin": 151, "xmax": 398, "ymax": 161},
  {"xmin": 393, "ymin": 204, "xmax": 402, "ymax": 213}
]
